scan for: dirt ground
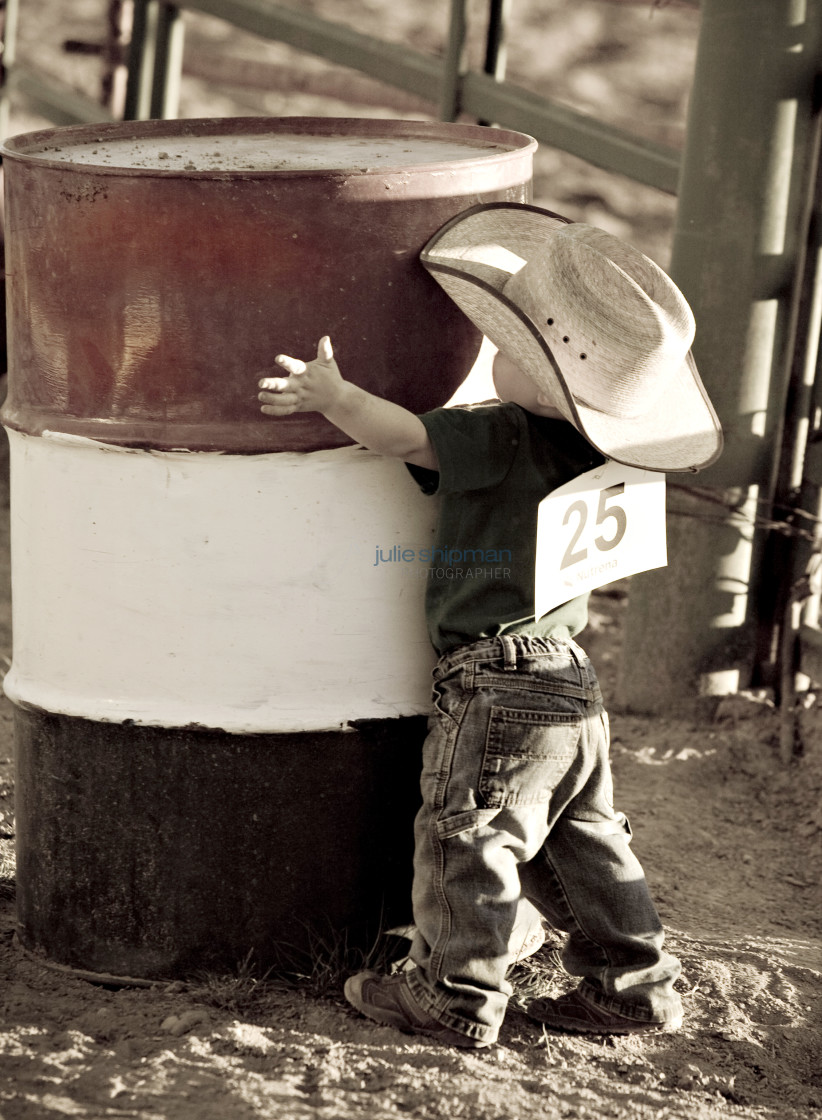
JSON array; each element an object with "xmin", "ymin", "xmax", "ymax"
[{"xmin": 1, "ymin": 2, "xmax": 821, "ymax": 1119}]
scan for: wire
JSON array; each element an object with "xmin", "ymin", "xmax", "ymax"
[{"xmin": 667, "ymin": 482, "xmax": 822, "ymax": 541}]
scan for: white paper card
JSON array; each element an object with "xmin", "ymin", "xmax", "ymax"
[{"xmin": 535, "ymin": 460, "xmax": 667, "ymax": 617}]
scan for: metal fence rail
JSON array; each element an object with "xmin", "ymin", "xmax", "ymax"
[
  {"xmin": 3, "ymin": 63, "xmax": 116, "ymax": 126},
  {"xmin": 0, "ymin": 0, "xmax": 681, "ymax": 193}
]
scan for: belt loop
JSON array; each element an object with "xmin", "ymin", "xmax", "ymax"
[
  {"xmin": 500, "ymin": 634, "xmax": 518, "ymax": 671},
  {"xmin": 570, "ymin": 643, "xmax": 593, "ymax": 697}
]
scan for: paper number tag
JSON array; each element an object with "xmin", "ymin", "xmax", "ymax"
[{"xmin": 534, "ymin": 460, "xmax": 667, "ymax": 618}]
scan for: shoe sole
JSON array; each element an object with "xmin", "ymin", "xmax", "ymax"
[{"xmin": 531, "ymin": 1012, "xmax": 683, "ymax": 1035}]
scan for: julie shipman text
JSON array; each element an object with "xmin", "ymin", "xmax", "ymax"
[{"xmin": 374, "ymin": 546, "xmax": 513, "ymax": 566}]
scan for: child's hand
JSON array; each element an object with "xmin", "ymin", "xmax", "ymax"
[
  {"xmin": 258, "ymin": 336, "xmax": 343, "ymax": 416},
  {"xmin": 258, "ymin": 336, "xmax": 437, "ymax": 468}
]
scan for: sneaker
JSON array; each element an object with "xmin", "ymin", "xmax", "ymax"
[
  {"xmin": 526, "ymin": 988, "xmax": 683, "ymax": 1035},
  {"xmin": 344, "ymin": 970, "xmax": 493, "ymax": 1049}
]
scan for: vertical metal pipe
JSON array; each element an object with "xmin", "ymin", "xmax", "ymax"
[
  {"xmin": 440, "ymin": 0, "xmax": 468, "ymax": 123},
  {"xmin": 782, "ymin": 200, "xmax": 822, "ymax": 500},
  {"xmin": 102, "ymin": 0, "xmax": 128, "ymax": 115},
  {"xmin": 150, "ymin": 3, "xmax": 184, "ymax": 119},
  {"xmin": 765, "ymin": 139, "xmax": 822, "ymax": 710},
  {"xmin": 0, "ymin": 0, "xmax": 20, "ymax": 141},
  {"xmin": 620, "ymin": 0, "xmax": 822, "ymax": 712},
  {"xmin": 123, "ymin": 0, "xmax": 158, "ymax": 121},
  {"xmin": 483, "ymin": 0, "xmax": 510, "ymax": 80},
  {"xmin": 478, "ymin": 0, "xmax": 511, "ymax": 127}
]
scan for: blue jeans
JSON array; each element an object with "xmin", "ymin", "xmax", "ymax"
[{"xmin": 406, "ymin": 634, "xmax": 682, "ymax": 1045}]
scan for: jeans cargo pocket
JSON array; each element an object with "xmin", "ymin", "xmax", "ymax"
[
  {"xmin": 434, "ymin": 807, "xmax": 502, "ymax": 840},
  {"xmin": 480, "ymin": 706, "xmax": 580, "ymax": 808}
]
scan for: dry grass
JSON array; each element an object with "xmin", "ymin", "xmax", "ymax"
[
  {"xmin": 187, "ymin": 922, "xmax": 412, "ymax": 1018},
  {"xmin": 0, "ymin": 839, "xmax": 14, "ymax": 902},
  {"xmin": 188, "ymin": 948, "xmax": 280, "ymax": 1017},
  {"xmin": 508, "ymin": 934, "xmax": 573, "ymax": 1011}
]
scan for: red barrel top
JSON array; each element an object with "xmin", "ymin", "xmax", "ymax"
[{"xmin": 2, "ymin": 117, "xmax": 536, "ymax": 451}]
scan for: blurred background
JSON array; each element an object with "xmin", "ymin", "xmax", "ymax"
[{"xmin": 1, "ymin": 0, "xmax": 700, "ymax": 264}]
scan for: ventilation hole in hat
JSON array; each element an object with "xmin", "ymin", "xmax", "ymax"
[
  {"xmin": 546, "ymin": 318, "xmax": 554, "ymax": 325},
  {"xmin": 580, "ymin": 353, "xmax": 587, "ymax": 360},
  {"xmin": 562, "ymin": 336, "xmax": 570, "ymax": 343}
]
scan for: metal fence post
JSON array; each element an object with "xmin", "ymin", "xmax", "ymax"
[
  {"xmin": 619, "ymin": 0, "xmax": 822, "ymax": 713},
  {"xmin": 151, "ymin": 3, "xmax": 185, "ymax": 119},
  {"xmin": 440, "ymin": 0, "xmax": 468, "ymax": 122},
  {"xmin": 0, "ymin": 0, "xmax": 20, "ymax": 141},
  {"xmin": 483, "ymin": 0, "xmax": 510, "ymax": 80},
  {"xmin": 123, "ymin": 0, "xmax": 158, "ymax": 120},
  {"xmin": 478, "ymin": 0, "xmax": 510, "ymax": 126}
]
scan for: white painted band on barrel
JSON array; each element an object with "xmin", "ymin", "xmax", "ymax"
[{"xmin": 4, "ymin": 431, "xmax": 438, "ymax": 732}]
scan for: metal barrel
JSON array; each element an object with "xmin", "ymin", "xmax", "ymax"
[{"xmin": 2, "ymin": 117, "xmax": 535, "ymax": 979}]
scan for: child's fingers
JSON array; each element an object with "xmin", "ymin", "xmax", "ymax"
[
  {"xmin": 260, "ymin": 401, "xmax": 298, "ymax": 416},
  {"xmin": 259, "ymin": 387, "xmax": 300, "ymax": 415},
  {"xmin": 258, "ymin": 375, "xmax": 291, "ymax": 392},
  {"xmin": 274, "ymin": 353, "xmax": 307, "ymax": 376},
  {"xmin": 259, "ymin": 340, "xmax": 333, "ymax": 418},
  {"xmin": 259, "ymin": 387, "xmax": 298, "ymax": 405}
]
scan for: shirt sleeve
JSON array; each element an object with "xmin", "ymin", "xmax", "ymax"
[{"xmin": 406, "ymin": 403, "xmax": 522, "ymax": 496}]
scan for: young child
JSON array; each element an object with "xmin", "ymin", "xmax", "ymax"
[{"xmin": 258, "ymin": 203, "xmax": 722, "ymax": 1049}]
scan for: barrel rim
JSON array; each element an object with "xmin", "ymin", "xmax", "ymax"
[{"xmin": 0, "ymin": 115, "xmax": 538, "ymax": 179}]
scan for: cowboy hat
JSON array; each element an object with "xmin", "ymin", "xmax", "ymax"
[{"xmin": 420, "ymin": 202, "xmax": 722, "ymax": 473}]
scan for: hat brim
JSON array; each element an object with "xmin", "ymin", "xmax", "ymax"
[{"xmin": 421, "ymin": 203, "xmax": 723, "ymax": 473}]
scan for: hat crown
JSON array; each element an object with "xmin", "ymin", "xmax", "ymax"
[
  {"xmin": 420, "ymin": 201, "xmax": 722, "ymax": 471},
  {"xmin": 503, "ymin": 224, "xmax": 695, "ymax": 420}
]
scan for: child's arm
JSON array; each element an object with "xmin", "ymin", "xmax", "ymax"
[{"xmin": 258, "ymin": 336, "xmax": 439, "ymax": 470}]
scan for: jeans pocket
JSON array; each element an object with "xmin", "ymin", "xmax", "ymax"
[
  {"xmin": 480, "ymin": 706, "xmax": 580, "ymax": 808},
  {"xmin": 431, "ymin": 671, "xmax": 466, "ymax": 726},
  {"xmin": 435, "ymin": 807, "xmax": 502, "ymax": 840}
]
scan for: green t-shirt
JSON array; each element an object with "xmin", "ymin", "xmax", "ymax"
[{"xmin": 408, "ymin": 401, "xmax": 604, "ymax": 655}]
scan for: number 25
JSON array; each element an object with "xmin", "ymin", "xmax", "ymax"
[{"xmin": 561, "ymin": 483, "xmax": 627, "ymax": 570}]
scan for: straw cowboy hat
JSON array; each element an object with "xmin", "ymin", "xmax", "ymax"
[{"xmin": 420, "ymin": 202, "xmax": 722, "ymax": 473}]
